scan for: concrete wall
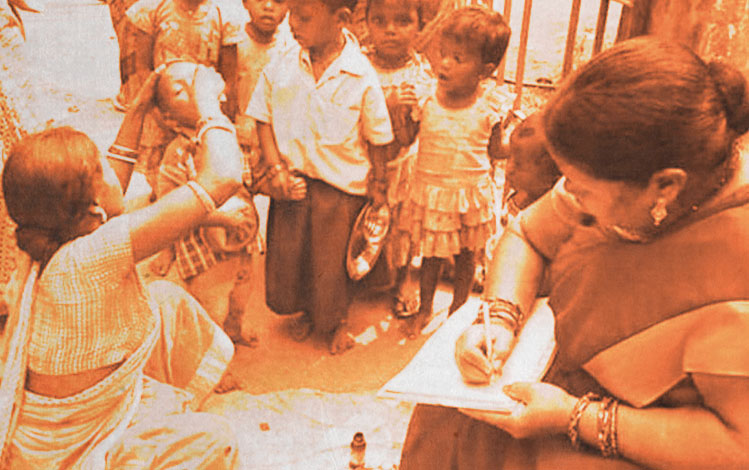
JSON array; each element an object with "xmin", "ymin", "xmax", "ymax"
[{"xmin": 646, "ymin": 0, "xmax": 749, "ymax": 76}]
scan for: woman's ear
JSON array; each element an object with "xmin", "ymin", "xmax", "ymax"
[{"xmin": 648, "ymin": 168, "xmax": 688, "ymax": 205}]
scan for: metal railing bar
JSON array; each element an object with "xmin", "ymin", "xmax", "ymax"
[
  {"xmin": 513, "ymin": 0, "xmax": 534, "ymax": 109},
  {"xmin": 593, "ymin": 0, "xmax": 610, "ymax": 55},
  {"xmin": 562, "ymin": 0, "xmax": 582, "ymax": 77}
]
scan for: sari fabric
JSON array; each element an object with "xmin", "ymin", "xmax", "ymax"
[{"xmin": 400, "ymin": 183, "xmax": 749, "ymax": 470}]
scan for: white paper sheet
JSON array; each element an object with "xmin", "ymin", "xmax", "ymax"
[{"xmin": 378, "ymin": 298, "xmax": 556, "ymax": 411}]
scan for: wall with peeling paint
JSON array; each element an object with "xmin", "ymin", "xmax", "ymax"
[{"xmin": 647, "ymin": 0, "xmax": 749, "ymax": 76}]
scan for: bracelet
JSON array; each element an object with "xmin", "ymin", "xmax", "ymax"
[
  {"xmin": 195, "ymin": 116, "xmax": 235, "ymax": 144},
  {"xmin": 107, "ymin": 144, "xmax": 139, "ymax": 164},
  {"xmin": 473, "ymin": 298, "xmax": 525, "ymax": 334},
  {"xmin": 108, "ymin": 143, "xmax": 138, "ymax": 157},
  {"xmin": 610, "ymin": 399, "xmax": 620, "ymax": 457},
  {"xmin": 596, "ymin": 397, "xmax": 620, "ymax": 458},
  {"xmin": 567, "ymin": 392, "xmax": 600, "ymax": 450},
  {"xmin": 186, "ymin": 181, "xmax": 217, "ymax": 213},
  {"xmin": 106, "ymin": 152, "xmax": 138, "ymax": 165}
]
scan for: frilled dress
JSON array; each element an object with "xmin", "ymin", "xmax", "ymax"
[
  {"xmin": 399, "ymin": 178, "xmax": 749, "ymax": 470},
  {"xmin": 398, "ymin": 83, "xmax": 511, "ymax": 259}
]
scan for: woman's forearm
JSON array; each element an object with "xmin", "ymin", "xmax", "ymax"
[
  {"xmin": 483, "ymin": 226, "xmax": 546, "ymax": 317},
  {"xmin": 576, "ymin": 375, "xmax": 749, "ymax": 469}
]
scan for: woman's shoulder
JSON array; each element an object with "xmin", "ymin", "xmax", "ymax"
[{"xmin": 43, "ymin": 216, "xmax": 134, "ymax": 285}]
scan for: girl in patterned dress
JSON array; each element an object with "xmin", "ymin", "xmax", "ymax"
[
  {"xmin": 398, "ymin": 6, "xmax": 512, "ymax": 337},
  {"xmin": 363, "ymin": 0, "xmax": 435, "ymax": 317}
]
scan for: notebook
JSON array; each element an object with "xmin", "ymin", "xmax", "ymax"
[{"xmin": 378, "ymin": 297, "xmax": 556, "ymax": 411}]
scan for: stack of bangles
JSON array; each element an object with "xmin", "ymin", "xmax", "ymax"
[
  {"xmin": 107, "ymin": 144, "xmax": 139, "ymax": 165},
  {"xmin": 473, "ymin": 298, "xmax": 525, "ymax": 335},
  {"xmin": 567, "ymin": 392, "xmax": 621, "ymax": 458}
]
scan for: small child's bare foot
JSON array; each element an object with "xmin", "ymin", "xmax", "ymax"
[
  {"xmin": 402, "ymin": 311, "xmax": 428, "ymax": 339},
  {"xmin": 329, "ymin": 323, "xmax": 355, "ymax": 355},
  {"xmin": 288, "ymin": 312, "xmax": 313, "ymax": 342},
  {"xmin": 214, "ymin": 370, "xmax": 240, "ymax": 394},
  {"xmin": 149, "ymin": 248, "xmax": 174, "ymax": 277}
]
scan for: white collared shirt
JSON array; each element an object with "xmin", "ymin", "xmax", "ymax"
[{"xmin": 246, "ymin": 30, "xmax": 393, "ymax": 195}]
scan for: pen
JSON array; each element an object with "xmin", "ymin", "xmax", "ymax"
[{"xmin": 482, "ymin": 302, "xmax": 494, "ymax": 378}]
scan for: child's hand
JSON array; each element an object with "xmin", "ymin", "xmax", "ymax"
[{"xmin": 395, "ymin": 83, "xmax": 418, "ymax": 107}]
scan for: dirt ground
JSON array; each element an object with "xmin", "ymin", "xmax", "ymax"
[{"xmin": 16, "ymin": 1, "xmax": 617, "ymax": 468}]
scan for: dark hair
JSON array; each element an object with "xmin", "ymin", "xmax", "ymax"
[
  {"xmin": 543, "ymin": 37, "xmax": 749, "ymax": 184},
  {"xmin": 439, "ymin": 6, "xmax": 510, "ymax": 67},
  {"xmin": 366, "ymin": 0, "xmax": 422, "ymax": 28},
  {"xmin": 321, "ymin": 0, "xmax": 357, "ymax": 12},
  {"xmin": 2, "ymin": 127, "xmax": 101, "ymax": 263}
]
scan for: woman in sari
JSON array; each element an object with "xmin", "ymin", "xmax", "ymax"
[
  {"xmin": 0, "ymin": 65, "xmax": 242, "ymax": 469},
  {"xmin": 400, "ymin": 37, "xmax": 749, "ymax": 469}
]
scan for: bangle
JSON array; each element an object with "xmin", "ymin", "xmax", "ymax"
[
  {"xmin": 186, "ymin": 181, "xmax": 217, "ymax": 213},
  {"xmin": 106, "ymin": 152, "xmax": 137, "ymax": 165},
  {"xmin": 109, "ymin": 143, "xmax": 138, "ymax": 156},
  {"xmin": 610, "ymin": 399, "xmax": 620, "ymax": 457},
  {"xmin": 473, "ymin": 298, "xmax": 524, "ymax": 334},
  {"xmin": 107, "ymin": 144, "xmax": 139, "ymax": 164},
  {"xmin": 597, "ymin": 397, "xmax": 620, "ymax": 458},
  {"xmin": 568, "ymin": 392, "xmax": 600, "ymax": 450},
  {"xmin": 195, "ymin": 116, "xmax": 235, "ymax": 144}
]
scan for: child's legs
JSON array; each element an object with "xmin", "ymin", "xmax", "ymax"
[
  {"xmin": 307, "ymin": 179, "xmax": 366, "ymax": 335},
  {"xmin": 265, "ymin": 197, "xmax": 310, "ymax": 316},
  {"xmin": 449, "ymin": 248, "xmax": 476, "ymax": 314},
  {"xmin": 418, "ymin": 257, "xmax": 443, "ymax": 317},
  {"xmin": 186, "ymin": 255, "xmax": 244, "ymax": 327}
]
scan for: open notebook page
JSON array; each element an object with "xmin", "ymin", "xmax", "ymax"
[{"xmin": 378, "ymin": 297, "xmax": 556, "ymax": 411}]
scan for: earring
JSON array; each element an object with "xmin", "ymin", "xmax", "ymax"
[
  {"xmin": 91, "ymin": 205, "xmax": 108, "ymax": 224},
  {"xmin": 650, "ymin": 198, "xmax": 667, "ymax": 227}
]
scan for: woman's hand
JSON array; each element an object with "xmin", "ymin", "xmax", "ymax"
[
  {"xmin": 455, "ymin": 323, "xmax": 515, "ymax": 384},
  {"xmin": 460, "ymin": 382, "xmax": 576, "ymax": 439},
  {"xmin": 188, "ymin": 65, "xmax": 227, "ymax": 119}
]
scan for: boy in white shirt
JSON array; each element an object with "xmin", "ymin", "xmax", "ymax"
[{"xmin": 246, "ymin": 0, "xmax": 393, "ymax": 354}]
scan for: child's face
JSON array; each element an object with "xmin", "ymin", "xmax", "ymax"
[
  {"xmin": 288, "ymin": 0, "xmax": 343, "ymax": 51},
  {"xmin": 245, "ymin": 0, "xmax": 288, "ymax": 36},
  {"xmin": 156, "ymin": 63, "xmax": 202, "ymax": 129},
  {"xmin": 367, "ymin": 0, "xmax": 419, "ymax": 62},
  {"xmin": 436, "ymin": 36, "xmax": 491, "ymax": 98}
]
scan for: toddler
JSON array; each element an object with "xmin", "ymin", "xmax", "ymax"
[
  {"xmin": 398, "ymin": 6, "xmax": 512, "ymax": 337},
  {"xmin": 152, "ymin": 61, "xmax": 259, "ymax": 347},
  {"xmin": 122, "ymin": 0, "xmax": 248, "ymax": 203},
  {"xmin": 246, "ymin": 0, "xmax": 394, "ymax": 354},
  {"xmin": 363, "ymin": 0, "xmax": 435, "ymax": 317}
]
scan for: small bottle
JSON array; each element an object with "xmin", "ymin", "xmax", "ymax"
[{"xmin": 349, "ymin": 432, "xmax": 366, "ymax": 469}]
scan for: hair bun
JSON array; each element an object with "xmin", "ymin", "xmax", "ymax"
[
  {"xmin": 15, "ymin": 226, "xmax": 61, "ymax": 264},
  {"xmin": 707, "ymin": 61, "xmax": 749, "ymax": 134}
]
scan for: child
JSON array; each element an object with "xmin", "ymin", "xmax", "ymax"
[
  {"xmin": 398, "ymin": 6, "xmax": 512, "ymax": 337},
  {"xmin": 152, "ymin": 61, "xmax": 259, "ymax": 347},
  {"xmin": 363, "ymin": 0, "xmax": 436, "ymax": 317},
  {"xmin": 504, "ymin": 111, "xmax": 561, "ymax": 216},
  {"xmin": 246, "ymin": 0, "xmax": 394, "ymax": 354},
  {"xmin": 235, "ymin": 0, "xmax": 290, "ymax": 253},
  {"xmin": 122, "ymin": 0, "xmax": 248, "ymax": 201}
]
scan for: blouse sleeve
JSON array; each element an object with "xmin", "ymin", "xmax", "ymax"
[{"xmin": 45, "ymin": 215, "xmax": 135, "ymax": 290}]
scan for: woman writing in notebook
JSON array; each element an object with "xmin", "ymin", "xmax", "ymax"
[{"xmin": 399, "ymin": 37, "xmax": 749, "ymax": 470}]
